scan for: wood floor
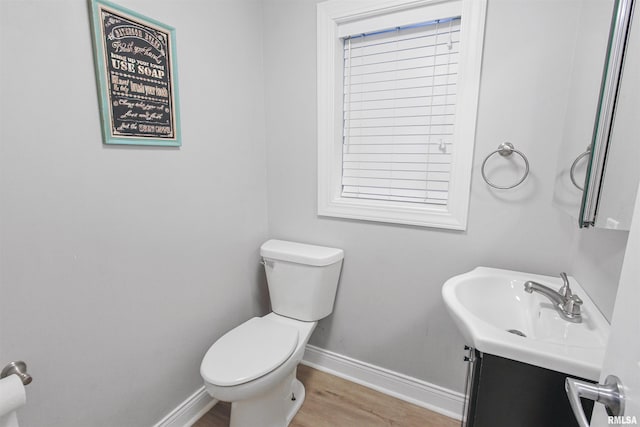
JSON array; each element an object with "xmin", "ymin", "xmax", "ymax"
[{"xmin": 193, "ymin": 364, "xmax": 460, "ymax": 427}]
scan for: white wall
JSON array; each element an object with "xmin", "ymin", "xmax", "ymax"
[
  {"xmin": 262, "ymin": 0, "xmax": 601, "ymax": 393},
  {"xmin": 0, "ymin": 1, "xmax": 269, "ymax": 426}
]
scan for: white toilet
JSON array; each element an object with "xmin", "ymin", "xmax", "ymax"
[{"xmin": 200, "ymin": 239, "xmax": 344, "ymax": 427}]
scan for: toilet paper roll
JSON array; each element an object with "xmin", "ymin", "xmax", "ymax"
[{"xmin": 0, "ymin": 375, "xmax": 25, "ymax": 417}]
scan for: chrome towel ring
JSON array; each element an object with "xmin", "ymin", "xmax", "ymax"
[
  {"xmin": 570, "ymin": 147, "xmax": 591, "ymax": 191},
  {"xmin": 481, "ymin": 142, "xmax": 530, "ymax": 189}
]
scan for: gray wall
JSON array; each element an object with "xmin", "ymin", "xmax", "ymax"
[
  {"xmin": 0, "ymin": 1, "xmax": 269, "ymax": 426},
  {"xmin": 0, "ymin": 0, "xmax": 631, "ymax": 426},
  {"xmin": 262, "ymin": 0, "xmax": 619, "ymax": 393}
]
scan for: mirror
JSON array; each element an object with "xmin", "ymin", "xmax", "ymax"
[{"xmin": 553, "ymin": 0, "xmax": 640, "ymax": 230}]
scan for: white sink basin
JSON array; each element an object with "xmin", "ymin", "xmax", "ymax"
[{"xmin": 442, "ymin": 267, "xmax": 610, "ymax": 380}]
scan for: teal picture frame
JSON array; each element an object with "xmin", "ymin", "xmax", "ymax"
[{"xmin": 89, "ymin": 0, "xmax": 181, "ymax": 146}]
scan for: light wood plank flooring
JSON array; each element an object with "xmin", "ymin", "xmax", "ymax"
[{"xmin": 193, "ymin": 364, "xmax": 460, "ymax": 427}]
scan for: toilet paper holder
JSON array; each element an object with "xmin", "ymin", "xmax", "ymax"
[{"xmin": 1, "ymin": 361, "xmax": 32, "ymax": 386}]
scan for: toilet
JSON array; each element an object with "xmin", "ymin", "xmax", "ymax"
[{"xmin": 200, "ymin": 239, "xmax": 344, "ymax": 427}]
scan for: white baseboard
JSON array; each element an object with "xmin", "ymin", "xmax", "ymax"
[
  {"xmin": 301, "ymin": 344, "xmax": 464, "ymax": 421},
  {"xmin": 152, "ymin": 386, "xmax": 217, "ymax": 427}
]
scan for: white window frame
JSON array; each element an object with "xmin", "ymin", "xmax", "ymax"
[{"xmin": 317, "ymin": 0, "xmax": 487, "ymax": 230}]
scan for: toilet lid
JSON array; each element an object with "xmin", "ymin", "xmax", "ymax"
[{"xmin": 201, "ymin": 317, "xmax": 299, "ymax": 386}]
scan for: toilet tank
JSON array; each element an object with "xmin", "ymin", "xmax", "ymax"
[{"xmin": 260, "ymin": 240, "xmax": 344, "ymax": 321}]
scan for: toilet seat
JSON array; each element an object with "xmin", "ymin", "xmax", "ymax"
[{"xmin": 201, "ymin": 317, "xmax": 299, "ymax": 387}]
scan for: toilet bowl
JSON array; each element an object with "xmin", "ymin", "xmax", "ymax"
[
  {"xmin": 200, "ymin": 240, "xmax": 343, "ymax": 427},
  {"xmin": 201, "ymin": 314, "xmax": 316, "ymax": 426}
]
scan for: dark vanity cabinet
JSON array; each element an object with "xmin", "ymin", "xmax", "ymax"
[{"xmin": 461, "ymin": 348, "xmax": 595, "ymax": 427}]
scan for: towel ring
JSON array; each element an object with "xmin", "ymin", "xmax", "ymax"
[
  {"xmin": 481, "ymin": 142, "xmax": 530, "ymax": 189},
  {"xmin": 570, "ymin": 147, "xmax": 591, "ymax": 191}
]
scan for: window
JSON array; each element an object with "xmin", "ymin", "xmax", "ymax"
[
  {"xmin": 317, "ymin": 0, "xmax": 486, "ymax": 229},
  {"xmin": 342, "ymin": 19, "xmax": 459, "ymax": 206}
]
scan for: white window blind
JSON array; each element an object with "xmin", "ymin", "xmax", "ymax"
[{"xmin": 342, "ymin": 18, "xmax": 461, "ymax": 206}]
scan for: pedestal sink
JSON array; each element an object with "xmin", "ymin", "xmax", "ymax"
[{"xmin": 442, "ymin": 267, "xmax": 609, "ymax": 380}]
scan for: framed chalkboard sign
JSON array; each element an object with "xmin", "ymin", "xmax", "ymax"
[{"xmin": 90, "ymin": 0, "xmax": 181, "ymax": 146}]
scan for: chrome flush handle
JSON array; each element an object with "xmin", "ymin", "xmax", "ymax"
[{"xmin": 260, "ymin": 259, "xmax": 274, "ymax": 268}]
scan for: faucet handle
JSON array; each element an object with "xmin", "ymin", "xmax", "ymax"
[
  {"xmin": 559, "ymin": 272, "xmax": 572, "ymax": 298},
  {"xmin": 564, "ymin": 294, "xmax": 583, "ymax": 318}
]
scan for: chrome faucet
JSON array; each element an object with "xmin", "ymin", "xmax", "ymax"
[{"xmin": 523, "ymin": 272, "xmax": 583, "ymax": 323}]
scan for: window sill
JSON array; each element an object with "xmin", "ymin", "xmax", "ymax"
[{"xmin": 318, "ymin": 196, "xmax": 467, "ymax": 230}]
